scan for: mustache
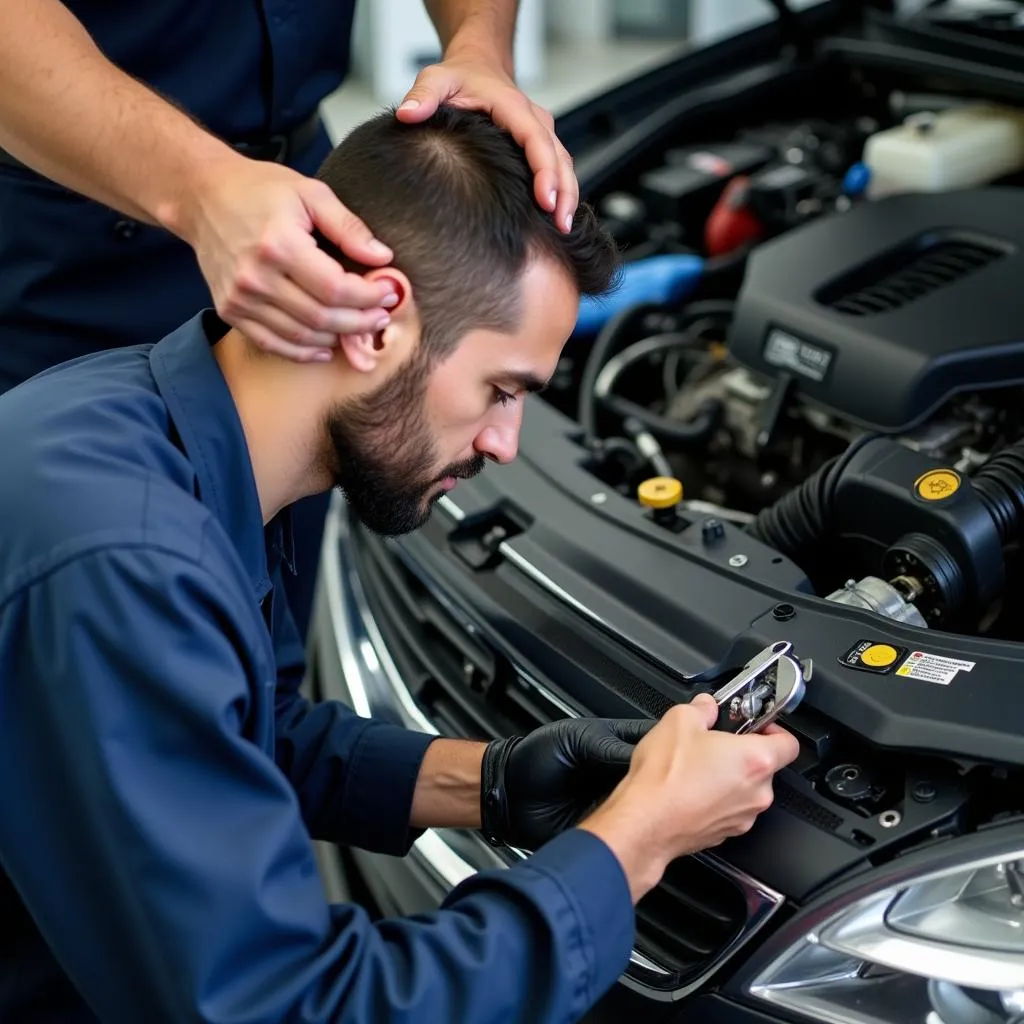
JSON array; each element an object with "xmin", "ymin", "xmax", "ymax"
[{"xmin": 435, "ymin": 454, "xmax": 486, "ymax": 484}]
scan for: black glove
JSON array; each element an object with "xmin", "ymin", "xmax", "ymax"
[{"xmin": 480, "ymin": 718, "xmax": 653, "ymax": 851}]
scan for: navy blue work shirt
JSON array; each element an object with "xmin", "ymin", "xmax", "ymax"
[
  {"xmin": 0, "ymin": 1, "xmax": 358, "ymax": 392},
  {"xmin": 0, "ymin": 312, "xmax": 635, "ymax": 1023}
]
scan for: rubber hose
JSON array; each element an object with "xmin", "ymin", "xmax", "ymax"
[
  {"xmin": 592, "ymin": 330, "xmax": 725, "ymax": 444},
  {"xmin": 578, "ymin": 303, "xmax": 664, "ymax": 446},
  {"xmin": 602, "ymin": 393, "xmax": 723, "ymax": 445},
  {"xmin": 746, "ymin": 434, "xmax": 880, "ymax": 560},
  {"xmin": 578, "ymin": 300, "xmax": 735, "ymax": 447},
  {"xmin": 972, "ymin": 439, "xmax": 1024, "ymax": 546}
]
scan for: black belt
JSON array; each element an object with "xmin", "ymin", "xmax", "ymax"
[{"xmin": 0, "ymin": 109, "xmax": 323, "ymax": 172}]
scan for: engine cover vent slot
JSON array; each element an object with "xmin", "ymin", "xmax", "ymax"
[{"xmin": 816, "ymin": 231, "xmax": 1009, "ymax": 317}]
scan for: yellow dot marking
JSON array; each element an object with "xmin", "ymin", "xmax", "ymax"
[
  {"xmin": 861, "ymin": 643, "xmax": 898, "ymax": 668},
  {"xmin": 915, "ymin": 469, "xmax": 960, "ymax": 501}
]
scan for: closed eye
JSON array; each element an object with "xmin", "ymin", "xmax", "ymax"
[{"xmin": 493, "ymin": 387, "xmax": 518, "ymax": 407}]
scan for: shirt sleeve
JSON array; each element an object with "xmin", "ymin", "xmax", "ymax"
[
  {"xmin": 0, "ymin": 545, "xmax": 636, "ymax": 1024},
  {"xmin": 268, "ymin": 567, "xmax": 436, "ymax": 854}
]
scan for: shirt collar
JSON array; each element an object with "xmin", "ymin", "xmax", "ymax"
[{"xmin": 148, "ymin": 310, "xmax": 296, "ymax": 599}]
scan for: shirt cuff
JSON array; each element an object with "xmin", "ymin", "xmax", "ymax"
[{"xmin": 338, "ymin": 722, "xmax": 436, "ymax": 855}]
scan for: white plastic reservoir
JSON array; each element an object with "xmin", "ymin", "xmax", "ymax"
[{"xmin": 864, "ymin": 104, "xmax": 1024, "ymax": 196}]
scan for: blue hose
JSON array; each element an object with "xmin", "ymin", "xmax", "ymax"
[{"xmin": 575, "ymin": 253, "xmax": 705, "ymax": 336}]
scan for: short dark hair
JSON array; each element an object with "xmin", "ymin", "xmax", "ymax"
[{"xmin": 315, "ymin": 105, "xmax": 620, "ymax": 363}]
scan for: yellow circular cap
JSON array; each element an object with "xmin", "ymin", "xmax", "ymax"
[
  {"xmin": 637, "ymin": 476, "xmax": 683, "ymax": 510},
  {"xmin": 861, "ymin": 643, "xmax": 898, "ymax": 668},
  {"xmin": 915, "ymin": 469, "xmax": 961, "ymax": 502}
]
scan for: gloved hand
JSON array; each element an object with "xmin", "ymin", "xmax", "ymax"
[{"xmin": 480, "ymin": 718, "xmax": 654, "ymax": 851}]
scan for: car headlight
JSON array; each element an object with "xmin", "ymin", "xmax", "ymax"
[{"xmin": 748, "ymin": 830, "xmax": 1024, "ymax": 1024}]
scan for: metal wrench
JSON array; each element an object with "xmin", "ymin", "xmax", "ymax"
[{"xmin": 710, "ymin": 640, "xmax": 810, "ymax": 734}]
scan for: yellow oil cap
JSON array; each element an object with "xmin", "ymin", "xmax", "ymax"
[
  {"xmin": 637, "ymin": 477, "xmax": 683, "ymax": 510},
  {"xmin": 860, "ymin": 643, "xmax": 899, "ymax": 668}
]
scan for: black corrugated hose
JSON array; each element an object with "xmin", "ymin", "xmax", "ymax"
[
  {"xmin": 972, "ymin": 438, "xmax": 1024, "ymax": 547},
  {"xmin": 745, "ymin": 433, "xmax": 880, "ymax": 561}
]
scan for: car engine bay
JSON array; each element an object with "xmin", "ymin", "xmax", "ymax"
[
  {"xmin": 326, "ymin": 8, "xmax": 1024, "ymax": 1019},
  {"xmin": 560, "ymin": 89, "xmax": 1024, "ymax": 646},
  {"xmin": 511, "ymin": 32, "xmax": 1024, "ymax": 1014}
]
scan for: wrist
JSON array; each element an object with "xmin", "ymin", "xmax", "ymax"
[
  {"xmin": 444, "ymin": 30, "xmax": 515, "ymax": 79},
  {"xmin": 152, "ymin": 142, "xmax": 247, "ymax": 244},
  {"xmin": 409, "ymin": 738, "xmax": 487, "ymax": 830},
  {"xmin": 578, "ymin": 794, "xmax": 671, "ymax": 903}
]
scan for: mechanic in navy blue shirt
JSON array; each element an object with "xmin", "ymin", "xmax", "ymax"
[
  {"xmin": 0, "ymin": 107, "xmax": 799, "ymax": 1024},
  {"xmin": 0, "ymin": 0, "xmax": 579, "ymax": 637}
]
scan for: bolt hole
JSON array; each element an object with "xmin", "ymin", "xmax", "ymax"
[{"xmin": 772, "ymin": 557, "xmax": 783, "ymax": 564}]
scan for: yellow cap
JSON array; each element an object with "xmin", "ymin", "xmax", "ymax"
[
  {"xmin": 637, "ymin": 476, "xmax": 683, "ymax": 510},
  {"xmin": 860, "ymin": 643, "xmax": 899, "ymax": 668},
  {"xmin": 914, "ymin": 469, "xmax": 961, "ymax": 502}
]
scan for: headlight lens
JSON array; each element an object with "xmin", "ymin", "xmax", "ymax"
[{"xmin": 749, "ymin": 848, "xmax": 1024, "ymax": 1024}]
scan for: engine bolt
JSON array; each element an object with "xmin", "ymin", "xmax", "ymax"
[
  {"xmin": 879, "ymin": 810, "xmax": 902, "ymax": 829},
  {"xmin": 590, "ymin": 492, "xmax": 607, "ymax": 504},
  {"xmin": 702, "ymin": 518, "xmax": 725, "ymax": 544},
  {"xmin": 772, "ymin": 603, "xmax": 795, "ymax": 621},
  {"xmin": 729, "ymin": 554, "xmax": 749, "ymax": 568},
  {"xmin": 912, "ymin": 781, "xmax": 936, "ymax": 803}
]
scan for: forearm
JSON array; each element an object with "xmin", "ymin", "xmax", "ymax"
[
  {"xmin": 424, "ymin": 0, "xmax": 518, "ymax": 75},
  {"xmin": 0, "ymin": 0, "xmax": 242, "ymax": 231},
  {"xmin": 409, "ymin": 738, "xmax": 487, "ymax": 829}
]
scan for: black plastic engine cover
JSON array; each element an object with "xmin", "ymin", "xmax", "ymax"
[{"xmin": 727, "ymin": 188, "xmax": 1024, "ymax": 431}]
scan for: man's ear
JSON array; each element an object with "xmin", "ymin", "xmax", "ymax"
[{"xmin": 337, "ymin": 267, "xmax": 419, "ymax": 374}]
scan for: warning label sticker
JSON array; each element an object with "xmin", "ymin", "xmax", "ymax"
[{"xmin": 895, "ymin": 650, "xmax": 975, "ymax": 686}]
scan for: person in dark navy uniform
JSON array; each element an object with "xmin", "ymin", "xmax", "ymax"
[
  {"xmin": 0, "ymin": 0, "xmax": 580, "ymax": 634},
  {"xmin": 0, "ymin": 106, "xmax": 799, "ymax": 1024}
]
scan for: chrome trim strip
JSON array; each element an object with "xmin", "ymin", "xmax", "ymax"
[
  {"xmin": 321, "ymin": 493, "xmax": 475, "ymax": 885},
  {"xmin": 436, "ymin": 493, "xmax": 650, "ymax": 667},
  {"xmin": 407, "ymin": 829, "xmax": 477, "ymax": 890},
  {"xmin": 499, "ymin": 541, "xmax": 628, "ymax": 646},
  {"xmin": 323, "ymin": 492, "xmax": 437, "ymax": 735},
  {"xmin": 387, "ymin": 538, "xmax": 585, "ymax": 723},
  {"xmin": 323, "ymin": 493, "xmax": 785, "ymax": 1000}
]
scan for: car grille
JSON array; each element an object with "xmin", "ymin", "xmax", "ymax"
[
  {"xmin": 352, "ymin": 525, "xmax": 561, "ymax": 739},
  {"xmin": 349, "ymin": 521, "xmax": 761, "ymax": 995},
  {"xmin": 633, "ymin": 856, "xmax": 748, "ymax": 980}
]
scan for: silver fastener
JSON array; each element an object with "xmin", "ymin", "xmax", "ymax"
[
  {"xmin": 590, "ymin": 492, "xmax": 608, "ymax": 504},
  {"xmin": 729, "ymin": 554, "xmax": 749, "ymax": 568},
  {"xmin": 879, "ymin": 810, "xmax": 902, "ymax": 829}
]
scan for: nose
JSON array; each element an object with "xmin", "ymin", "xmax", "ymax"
[{"xmin": 474, "ymin": 405, "xmax": 523, "ymax": 465}]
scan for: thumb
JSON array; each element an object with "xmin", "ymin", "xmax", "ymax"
[
  {"xmin": 396, "ymin": 66, "xmax": 452, "ymax": 122},
  {"xmin": 689, "ymin": 693, "xmax": 720, "ymax": 730},
  {"xmin": 301, "ymin": 179, "xmax": 392, "ymax": 266}
]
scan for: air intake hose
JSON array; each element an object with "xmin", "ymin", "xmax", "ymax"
[
  {"xmin": 972, "ymin": 438, "xmax": 1024, "ymax": 547},
  {"xmin": 745, "ymin": 434, "xmax": 880, "ymax": 561}
]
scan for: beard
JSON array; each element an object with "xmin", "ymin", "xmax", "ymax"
[{"xmin": 326, "ymin": 347, "xmax": 485, "ymax": 536}]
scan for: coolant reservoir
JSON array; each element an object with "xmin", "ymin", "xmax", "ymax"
[{"xmin": 863, "ymin": 105, "xmax": 1024, "ymax": 196}]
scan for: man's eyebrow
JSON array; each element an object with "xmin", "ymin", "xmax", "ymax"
[{"xmin": 505, "ymin": 371, "xmax": 549, "ymax": 394}]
